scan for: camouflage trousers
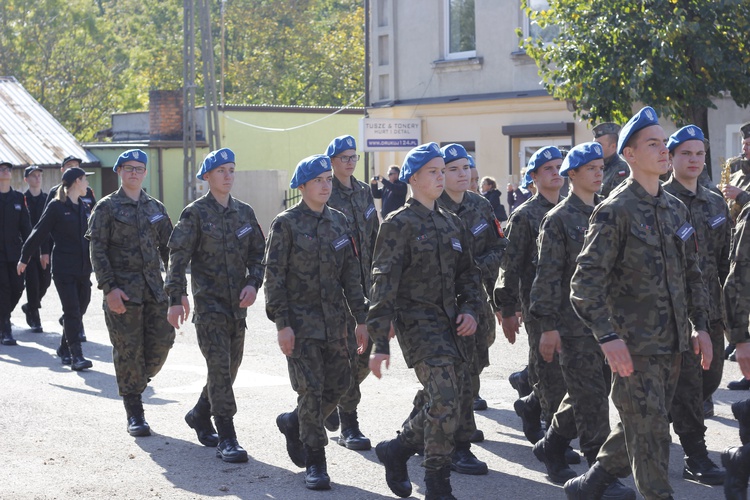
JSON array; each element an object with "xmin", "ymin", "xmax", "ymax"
[
  {"xmin": 401, "ymin": 356, "xmax": 475, "ymax": 471},
  {"xmin": 553, "ymin": 336, "xmax": 611, "ymax": 462},
  {"xmin": 337, "ymin": 317, "xmax": 373, "ymax": 412},
  {"xmin": 671, "ymin": 343, "xmax": 706, "ymax": 452},
  {"xmin": 598, "ymin": 353, "xmax": 681, "ymax": 500},
  {"xmin": 703, "ymin": 320, "xmax": 725, "ymax": 401},
  {"xmin": 105, "ymin": 294, "xmax": 175, "ymax": 397},
  {"xmin": 526, "ymin": 318, "xmax": 568, "ymax": 425},
  {"xmin": 287, "ymin": 337, "xmax": 350, "ymax": 448},
  {"xmin": 471, "ymin": 298, "xmax": 497, "ymax": 399},
  {"xmin": 195, "ymin": 313, "xmax": 245, "ymax": 418}
]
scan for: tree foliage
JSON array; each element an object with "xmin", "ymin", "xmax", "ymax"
[
  {"xmin": 519, "ymin": 0, "xmax": 750, "ymax": 134},
  {"xmin": 0, "ymin": 0, "xmax": 364, "ymax": 141}
]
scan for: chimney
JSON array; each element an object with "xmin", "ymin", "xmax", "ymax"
[{"xmin": 149, "ymin": 90, "xmax": 183, "ymax": 140}]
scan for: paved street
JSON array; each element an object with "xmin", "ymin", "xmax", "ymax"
[{"xmin": 0, "ymin": 280, "xmax": 740, "ymax": 499}]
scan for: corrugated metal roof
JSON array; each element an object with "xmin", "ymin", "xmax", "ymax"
[{"xmin": 0, "ymin": 76, "xmax": 99, "ymax": 167}]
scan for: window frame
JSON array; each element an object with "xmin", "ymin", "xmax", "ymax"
[{"xmin": 443, "ymin": 0, "xmax": 476, "ymax": 60}]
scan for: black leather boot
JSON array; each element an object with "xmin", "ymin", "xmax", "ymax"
[
  {"xmin": 564, "ymin": 462, "xmax": 618, "ymax": 500},
  {"xmin": 375, "ymin": 434, "xmax": 417, "ymax": 498},
  {"xmin": 1, "ymin": 316, "xmax": 16, "ymax": 346},
  {"xmin": 733, "ymin": 399, "xmax": 750, "ymax": 445},
  {"xmin": 56, "ymin": 343, "xmax": 72, "ymax": 365},
  {"xmin": 68, "ymin": 342, "xmax": 92, "ymax": 371},
  {"xmin": 324, "ymin": 407, "xmax": 340, "ymax": 432},
  {"xmin": 338, "ymin": 409, "xmax": 371, "ymax": 450},
  {"xmin": 276, "ymin": 410, "xmax": 306, "ymax": 467},
  {"xmin": 583, "ymin": 450, "xmax": 635, "ymax": 500},
  {"xmin": 722, "ymin": 445, "xmax": 750, "ymax": 500},
  {"xmin": 729, "ymin": 378, "xmax": 750, "ymax": 391},
  {"xmin": 304, "ymin": 445, "xmax": 331, "ymax": 490},
  {"xmin": 534, "ymin": 427, "xmax": 577, "ymax": 483},
  {"xmin": 451, "ymin": 441, "xmax": 488, "ymax": 475},
  {"xmin": 514, "ymin": 392, "xmax": 544, "ymax": 443},
  {"xmin": 22, "ymin": 304, "xmax": 42, "ymax": 332},
  {"xmin": 682, "ymin": 437, "xmax": 725, "ymax": 486},
  {"xmin": 123, "ymin": 394, "xmax": 151, "ymax": 437},
  {"xmin": 509, "ymin": 366, "xmax": 532, "ymax": 398},
  {"xmin": 214, "ymin": 416, "xmax": 248, "ymax": 463},
  {"xmin": 424, "ymin": 466, "xmax": 456, "ymax": 500},
  {"xmin": 185, "ymin": 397, "xmax": 219, "ymax": 447}
]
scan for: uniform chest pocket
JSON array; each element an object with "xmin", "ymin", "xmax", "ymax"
[
  {"xmin": 567, "ymin": 227, "xmax": 586, "ymax": 244},
  {"xmin": 111, "ymin": 212, "xmax": 136, "ymax": 247},
  {"xmin": 294, "ymin": 234, "xmax": 318, "ymax": 253},
  {"xmin": 624, "ymin": 224, "xmax": 662, "ymax": 273}
]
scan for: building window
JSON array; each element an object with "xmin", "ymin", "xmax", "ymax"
[
  {"xmin": 523, "ymin": 0, "xmax": 559, "ymax": 44},
  {"xmin": 445, "ymin": 0, "xmax": 476, "ymax": 59}
]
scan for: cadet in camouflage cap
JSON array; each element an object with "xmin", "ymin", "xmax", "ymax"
[
  {"xmin": 722, "ymin": 122, "xmax": 750, "ymax": 220},
  {"xmin": 86, "ymin": 146, "xmax": 174, "ymax": 436},
  {"xmin": 265, "ymin": 155, "xmax": 368, "ymax": 490},
  {"xmin": 593, "ymin": 122, "xmax": 630, "ymax": 198},
  {"xmin": 566, "ymin": 107, "xmax": 712, "ymax": 499},
  {"xmin": 165, "ymin": 148, "xmax": 265, "ymax": 463},
  {"xmin": 368, "ymin": 143, "xmax": 483, "ymax": 498}
]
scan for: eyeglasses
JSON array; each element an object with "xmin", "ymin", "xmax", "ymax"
[
  {"xmin": 121, "ymin": 165, "xmax": 146, "ymax": 174},
  {"xmin": 0, "ymin": 166, "xmax": 11, "ymax": 173},
  {"xmin": 388, "ymin": 171, "xmax": 399, "ymax": 176},
  {"xmin": 336, "ymin": 154, "xmax": 360, "ymax": 163}
]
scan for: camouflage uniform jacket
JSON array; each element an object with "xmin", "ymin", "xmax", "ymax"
[
  {"xmin": 165, "ymin": 191, "xmax": 265, "ymax": 320},
  {"xmin": 367, "ymin": 198, "xmax": 483, "ymax": 367},
  {"xmin": 437, "ymin": 190, "xmax": 507, "ymax": 295},
  {"xmin": 727, "ymin": 159, "xmax": 750, "ymax": 221},
  {"xmin": 87, "ymin": 187, "xmax": 172, "ymax": 303},
  {"xmin": 263, "ymin": 200, "xmax": 367, "ymax": 341},
  {"xmin": 328, "ymin": 175, "xmax": 379, "ymax": 294},
  {"xmin": 725, "ymin": 203, "xmax": 750, "ymax": 343},
  {"xmin": 570, "ymin": 178, "xmax": 710, "ymax": 355},
  {"xmin": 529, "ymin": 192, "xmax": 597, "ymax": 338},
  {"xmin": 494, "ymin": 193, "xmax": 560, "ymax": 318},
  {"xmin": 663, "ymin": 177, "xmax": 731, "ymax": 323},
  {"xmin": 599, "ymin": 154, "xmax": 630, "ymax": 199}
]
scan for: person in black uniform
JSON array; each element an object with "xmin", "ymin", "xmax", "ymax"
[
  {"xmin": 18, "ymin": 167, "xmax": 94, "ymax": 370},
  {"xmin": 21, "ymin": 166, "xmax": 51, "ymax": 332},
  {"xmin": 0, "ymin": 160, "xmax": 32, "ymax": 346}
]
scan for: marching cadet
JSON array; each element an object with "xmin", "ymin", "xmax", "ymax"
[
  {"xmin": 592, "ymin": 122, "xmax": 630, "ymax": 198},
  {"xmin": 19, "ymin": 167, "xmax": 95, "ymax": 370},
  {"xmin": 165, "ymin": 148, "xmax": 265, "ymax": 462},
  {"xmin": 437, "ymin": 143, "xmax": 506, "ymax": 439},
  {"xmin": 21, "ymin": 166, "xmax": 51, "ymax": 332},
  {"xmin": 266, "ymin": 154, "xmax": 368, "ymax": 490},
  {"xmin": 323, "ymin": 135, "xmax": 378, "ymax": 450},
  {"xmin": 664, "ymin": 125, "xmax": 729, "ymax": 485},
  {"xmin": 0, "ymin": 161, "xmax": 32, "ymax": 345},
  {"xmin": 87, "ymin": 150, "xmax": 175, "ymax": 435},
  {"xmin": 566, "ymin": 107, "xmax": 712, "ymax": 500},
  {"xmin": 368, "ymin": 143, "xmax": 483, "ymax": 499},
  {"xmin": 495, "ymin": 146, "xmax": 568, "ymax": 449},
  {"xmin": 529, "ymin": 142, "xmax": 634, "ymax": 499}
]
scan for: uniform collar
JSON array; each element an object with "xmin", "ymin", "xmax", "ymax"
[
  {"xmin": 299, "ymin": 199, "xmax": 334, "ymax": 221},
  {"xmin": 205, "ymin": 190, "xmax": 237, "ymax": 213},
  {"xmin": 114, "ymin": 186, "xmax": 149, "ymax": 205},
  {"xmin": 531, "ymin": 192, "xmax": 560, "ymax": 208},
  {"xmin": 332, "ymin": 174, "xmax": 363, "ymax": 195},
  {"xmin": 628, "ymin": 178, "xmax": 669, "ymax": 208},
  {"xmin": 663, "ymin": 176, "xmax": 708, "ymax": 202},
  {"xmin": 406, "ymin": 197, "xmax": 439, "ymax": 218},
  {"xmin": 438, "ymin": 191, "xmax": 462, "ymax": 212},
  {"xmin": 566, "ymin": 192, "xmax": 597, "ymax": 215}
]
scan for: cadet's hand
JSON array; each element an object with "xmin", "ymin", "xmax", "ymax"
[
  {"xmin": 539, "ymin": 330, "xmax": 562, "ymax": 363},
  {"xmin": 691, "ymin": 330, "xmax": 713, "ymax": 370},
  {"xmin": 600, "ymin": 339, "xmax": 633, "ymax": 377},
  {"xmin": 239, "ymin": 285, "xmax": 257, "ymax": 308},
  {"xmin": 355, "ymin": 324, "xmax": 369, "ymax": 354},
  {"xmin": 388, "ymin": 321, "xmax": 396, "ymax": 340},
  {"xmin": 278, "ymin": 327, "xmax": 295, "ymax": 357},
  {"xmin": 40, "ymin": 254, "xmax": 50, "ymax": 269},
  {"xmin": 369, "ymin": 353, "xmax": 390, "ymax": 379},
  {"xmin": 501, "ymin": 314, "xmax": 519, "ymax": 345},
  {"xmin": 106, "ymin": 288, "xmax": 130, "ymax": 315},
  {"xmin": 723, "ymin": 185, "xmax": 742, "ymax": 200},
  {"xmin": 735, "ymin": 342, "xmax": 750, "ymax": 380},
  {"xmin": 167, "ymin": 296, "xmax": 190, "ymax": 329},
  {"xmin": 16, "ymin": 261, "xmax": 26, "ymax": 275},
  {"xmin": 456, "ymin": 313, "xmax": 477, "ymax": 336}
]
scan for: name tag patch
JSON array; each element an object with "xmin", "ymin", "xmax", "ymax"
[
  {"xmin": 235, "ymin": 224, "xmax": 253, "ymax": 238},
  {"xmin": 676, "ymin": 222, "xmax": 695, "ymax": 241},
  {"xmin": 451, "ymin": 237, "xmax": 462, "ymax": 252},
  {"xmin": 471, "ymin": 219, "xmax": 489, "ymax": 237},
  {"xmin": 14, "ymin": 204, "xmax": 21, "ymax": 211},
  {"xmin": 148, "ymin": 213, "xmax": 166, "ymax": 224},
  {"xmin": 365, "ymin": 203, "xmax": 376, "ymax": 220},
  {"xmin": 708, "ymin": 214, "xmax": 727, "ymax": 229},
  {"xmin": 331, "ymin": 235, "xmax": 351, "ymax": 252}
]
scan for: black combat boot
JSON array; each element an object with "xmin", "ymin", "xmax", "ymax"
[
  {"xmin": 276, "ymin": 410, "xmax": 306, "ymax": 467},
  {"xmin": 304, "ymin": 445, "xmax": 331, "ymax": 490},
  {"xmin": 185, "ymin": 397, "xmax": 219, "ymax": 447},
  {"xmin": 564, "ymin": 462, "xmax": 619, "ymax": 500},
  {"xmin": 56, "ymin": 343, "xmax": 72, "ymax": 365},
  {"xmin": 1, "ymin": 316, "xmax": 16, "ymax": 346},
  {"xmin": 583, "ymin": 451, "xmax": 636, "ymax": 500},
  {"xmin": 509, "ymin": 366, "xmax": 532, "ymax": 398},
  {"xmin": 22, "ymin": 304, "xmax": 42, "ymax": 332},
  {"xmin": 533, "ymin": 427, "xmax": 577, "ymax": 483},
  {"xmin": 704, "ymin": 396, "xmax": 715, "ymax": 418},
  {"xmin": 123, "ymin": 394, "xmax": 151, "ymax": 437},
  {"xmin": 79, "ymin": 324, "xmax": 86, "ymax": 342},
  {"xmin": 681, "ymin": 434, "xmax": 725, "ymax": 486},
  {"xmin": 722, "ymin": 446, "xmax": 750, "ymax": 500},
  {"xmin": 424, "ymin": 466, "xmax": 456, "ymax": 500},
  {"xmin": 338, "ymin": 409, "xmax": 371, "ymax": 450},
  {"xmin": 375, "ymin": 434, "xmax": 417, "ymax": 498},
  {"xmin": 214, "ymin": 416, "xmax": 248, "ymax": 463},
  {"xmin": 729, "ymin": 378, "xmax": 750, "ymax": 391},
  {"xmin": 324, "ymin": 407, "xmax": 340, "ymax": 432},
  {"xmin": 469, "ymin": 429, "xmax": 484, "ymax": 443},
  {"xmin": 733, "ymin": 399, "xmax": 750, "ymax": 445},
  {"xmin": 451, "ymin": 441, "xmax": 488, "ymax": 475},
  {"xmin": 514, "ymin": 392, "xmax": 544, "ymax": 443},
  {"xmin": 68, "ymin": 342, "xmax": 92, "ymax": 371},
  {"xmin": 473, "ymin": 396, "xmax": 488, "ymax": 411}
]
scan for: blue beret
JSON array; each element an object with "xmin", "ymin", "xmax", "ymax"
[
  {"xmin": 617, "ymin": 106, "xmax": 660, "ymax": 155},
  {"xmin": 560, "ymin": 142, "xmax": 604, "ymax": 177},
  {"xmin": 667, "ymin": 125, "xmax": 705, "ymax": 152},
  {"xmin": 197, "ymin": 148, "xmax": 235, "ymax": 179},
  {"xmin": 326, "ymin": 135, "xmax": 357, "ymax": 157},
  {"xmin": 400, "ymin": 142, "xmax": 443, "ymax": 183},
  {"xmin": 467, "ymin": 155, "xmax": 476, "ymax": 169},
  {"xmin": 114, "ymin": 149, "xmax": 148, "ymax": 171},
  {"xmin": 527, "ymin": 146, "xmax": 562, "ymax": 174},
  {"xmin": 441, "ymin": 143, "xmax": 469, "ymax": 164},
  {"xmin": 290, "ymin": 154, "xmax": 332, "ymax": 189}
]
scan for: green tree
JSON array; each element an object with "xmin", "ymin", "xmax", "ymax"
[{"xmin": 519, "ymin": 0, "xmax": 750, "ymax": 153}]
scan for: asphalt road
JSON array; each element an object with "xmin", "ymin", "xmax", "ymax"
[{"xmin": 0, "ymin": 279, "xmax": 740, "ymax": 499}]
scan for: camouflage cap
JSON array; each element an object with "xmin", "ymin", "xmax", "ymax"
[
  {"xmin": 592, "ymin": 122, "xmax": 621, "ymax": 138},
  {"xmin": 617, "ymin": 106, "xmax": 660, "ymax": 155},
  {"xmin": 741, "ymin": 122, "xmax": 750, "ymax": 139}
]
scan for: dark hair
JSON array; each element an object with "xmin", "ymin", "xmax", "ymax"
[
  {"xmin": 480, "ymin": 176, "xmax": 497, "ymax": 190},
  {"xmin": 388, "ymin": 166, "xmax": 400, "ymax": 175}
]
